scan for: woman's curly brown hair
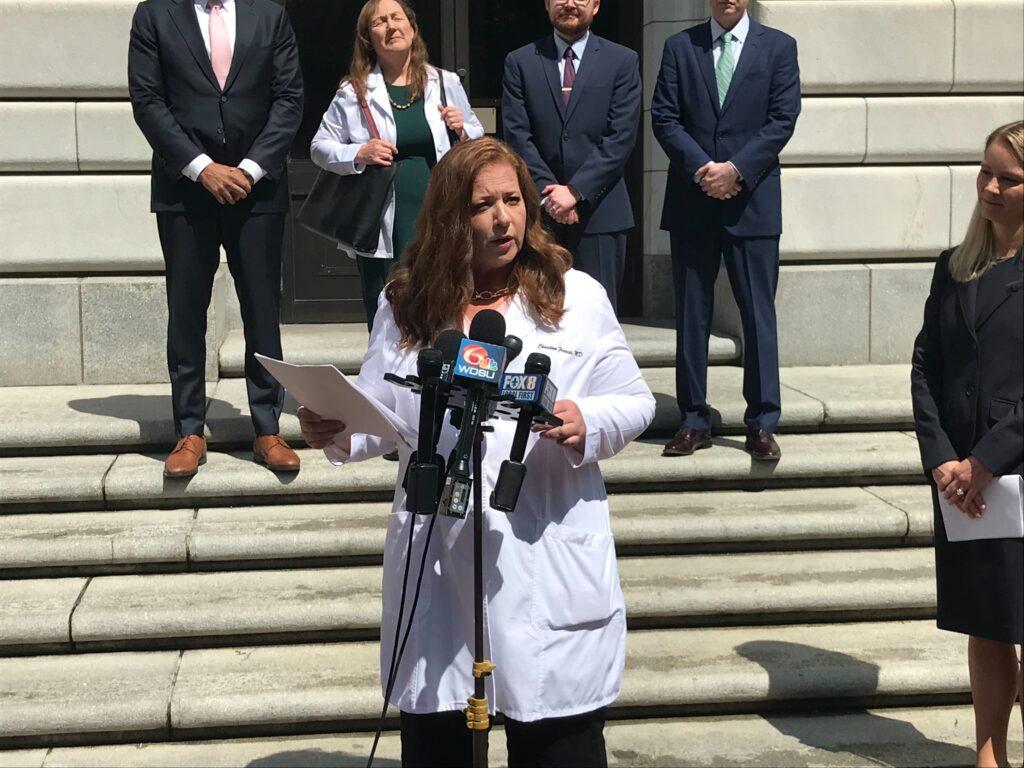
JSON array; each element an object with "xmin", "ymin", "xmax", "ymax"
[{"xmin": 386, "ymin": 137, "xmax": 572, "ymax": 347}]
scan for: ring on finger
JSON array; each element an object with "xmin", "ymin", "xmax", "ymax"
[{"xmin": 955, "ymin": 488, "xmax": 965, "ymax": 497}]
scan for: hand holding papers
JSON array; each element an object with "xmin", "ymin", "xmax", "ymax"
[
  {"xmin": 939, "ymin": 474, "xmax": 1024, "ymax": 542},
  {"xmin": 255, "ymin": 354, "xmax": 415, "ymax": 448}
]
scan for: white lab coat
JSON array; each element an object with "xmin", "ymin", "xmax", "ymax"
[
  {"xmin": 310, "ymin": 66, "xmax": 485, "ymax": 260},
  {"xmin": 325, "ymin": 270, "xmax": 656, "ymax": 721}
]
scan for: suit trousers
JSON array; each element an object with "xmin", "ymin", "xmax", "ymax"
[
  {"xmin": 554, "ymin": 223, "xmax": 627, "ymax": 312},
  {"xmin": 156, "ymin": 208, "xmax": 285, "ymax": 438},
  {"xmin": 670, "ymin": 229, "xmax": 781, "ymax": 433},
  {"xmin": 400, "ymin": 708, "xmax": 607, "ymax": 768}
]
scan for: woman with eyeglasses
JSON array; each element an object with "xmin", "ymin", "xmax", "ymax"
[{"xmin": 311, "ymin": 0, "xmax": 485, "ymax": 332}]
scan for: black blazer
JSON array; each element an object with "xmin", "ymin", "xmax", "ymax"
[
  {"xmin": 651, "ymin": 20, "xmax": 800, "ymax": 237},
  {"xmin": 501, "ymin": 34, "xmax": 641, "ymax": 235},
  {"xmin": 911, "ymin": 249, "xmax": 1024, "ymax": 476},
  {"xmin": 127, "ymin": 0, "xmax": 303, "ymax": 214}
]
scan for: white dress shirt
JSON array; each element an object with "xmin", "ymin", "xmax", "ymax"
[
  {"xmin": 710, "ymin": 12, "xmax": 749, "ymax": 69},
  {"xmin": 554, "ymin": 29, "xmax": 591, "ymax": 83},
  {"xmin": 182, "ymin": 0, "xmax": 265, "ymax": 185}
]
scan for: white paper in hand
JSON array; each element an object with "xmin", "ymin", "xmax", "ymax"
[
  {"xmin": 939, "ymin": 474, "xmax": 1024, "ymax": 542},
  {"xmin": 255, "ymin": 354, "xmax": 415, "ymax": 448}
]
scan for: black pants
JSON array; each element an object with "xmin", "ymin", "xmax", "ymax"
[
  {"xmin": 156, "ymin": 209, "xmax": 285, "ymax": 437},
  {"xmin": 669, "ymin": 229, "xmax": 781, "ymax": 433},
  {"xmin": 552, "ymin": 225, "xmax": 627, "ymax": 313},
  {"xmin": 400, "ymin": 709, "xmax": 607, "ymax": 768},
  {"xmin": 356, "ymin": 255, "xmax": 397, "ymax": 333}
]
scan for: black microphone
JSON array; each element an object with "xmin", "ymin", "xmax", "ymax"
[
  {"xmin": 438, "ymin": 310, "xmax": 508, "ymax": 518},
  {"xmin": 503, "ymin": 335, "xmax": 523, "ymax": 365},
  {"xmin": 491, "ymin": 353, "xmax": 556, "ymax": 513},
  {"xmin": 404, "ymin": 348, "xmax": 444, "ymax": 514},
  {"xmin": 433, "ymin": 328, "xmax": 466, "ymax": 440}
]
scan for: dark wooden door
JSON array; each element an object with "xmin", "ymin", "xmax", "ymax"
[{"xmin": 281, "ymin": 0, "xmax": 642, "ymax": 323}]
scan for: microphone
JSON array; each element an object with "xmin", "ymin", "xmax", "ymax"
[
  {"xmin": 490, "ymin": 353, "xmax": 559, "ymax": 513},
  {"xmin": 434, "ymin": 328, "xmax": 466, "ymax": 439},
  {"xmin": 404, "ymin": 347, "xmax": 444, "ymax": 514},
  {"xmin": 503, "ymin": 335, "xmax": 523, "ymax": 365},
  {"xmin": 438, "ymin": 310, "xmax": 508, "ymax": 518}
]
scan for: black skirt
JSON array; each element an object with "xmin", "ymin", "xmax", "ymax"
[{"xmin": 933, "ymin": 485, "xmax": 1024, "ymax": 644}]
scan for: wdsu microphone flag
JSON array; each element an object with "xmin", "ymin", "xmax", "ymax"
[{"xmin": 454, "ymin": 339, "xmax": 507, "ymax": 385}]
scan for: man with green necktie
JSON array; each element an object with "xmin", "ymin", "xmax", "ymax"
[{"xmin": 651, "ymin": 0, "xmax": 801, "ymax": 462}]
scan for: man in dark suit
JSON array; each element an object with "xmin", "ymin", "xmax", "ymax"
[
  {"xmin": 501, "ymin": 0, "xmax": 641, "ymax": 311},
  {"xmin": 652, "ymin": 0, "xmax": 800, "ymax": 460},
  {"xmin": 128, "ymin": 0, "xmax": 303, "ymax": 477}
]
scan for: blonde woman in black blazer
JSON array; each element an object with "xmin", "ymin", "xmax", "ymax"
[{"xmin": 911, "ymin": 120, "xmax": 1023, "ymax": 768}]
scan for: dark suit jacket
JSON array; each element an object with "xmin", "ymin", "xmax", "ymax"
[
  {"xmin": 911, "ymin": 249, "xmax": 1024, "ymax": 476},
  {"xmin": 128, "ymin": 0, "xmax": 303, "ymax": 214},
  {"xmin": 651, "ymin": 19, "xmax": 800, "ymax": 237},
  {"xmin": 501, "ymin": 34, "xmax": 640, "ymax": 235}
]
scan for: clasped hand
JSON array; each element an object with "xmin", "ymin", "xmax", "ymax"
[
  {"xmin": 932, "ymin": 456, "xmax": 994, "ymax": 518},
  {"xmin": 541, "ymin": 184, "xmax": 579, "ymax": 226},
  {"xmin": 198, "ymin": 162, "xmax": 252, "ymax": 205},
  {"xmin": 695, "ymin": 161, "xmax": 741, "ymax": 200}
]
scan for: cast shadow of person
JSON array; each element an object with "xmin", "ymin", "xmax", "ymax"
[
  {"xmin": 247, "ymin": 747, "xmax": 400, "ymax": 767},
  {"xmin": 736, "ymin": 640, "xmax": 975, "ymax": 767}
]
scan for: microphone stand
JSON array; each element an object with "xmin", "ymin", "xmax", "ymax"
[{"xmin": 466, "ymin": 423, "xmax": 495, "ymax": 767}]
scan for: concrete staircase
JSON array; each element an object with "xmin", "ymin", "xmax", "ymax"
[{"xmin": 1, "ymin": 324, "xmax": 1021, "ymax": 767}]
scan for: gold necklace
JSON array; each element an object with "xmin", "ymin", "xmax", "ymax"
[
  {"xmin": 471, "ymin": 286, "xmax": 514, "ymax": 302},
  {"xmin": 387, "ymin": 87, "xmax": 415, "ymax": 110}
]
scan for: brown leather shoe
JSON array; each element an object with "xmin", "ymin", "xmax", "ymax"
[
  {"xmin": 662, "ymin": 427, "xmax": 713, "ymax": 457},
  {"xmin": 164, "ymin": 436, "xmax": 207, "ymax": 478},
  {"xmin": 253, "ymin": 435, "xmax": 300, "ymax": 472},
  {"xmin": 745, "ymin": 429, "xmax": 782, "ymax": 461}
]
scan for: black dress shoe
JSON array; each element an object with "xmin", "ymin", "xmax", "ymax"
[
  {"xmin": 745, "ymin": 429, "xmax": 782, "ymax": 461},
  {"xmin": 382, "ymin": 449, "xmax": 400, "ymax": 462},
  {"xmin": 663, "ymin": 427, "xmax": 713, "ymax": 457}
]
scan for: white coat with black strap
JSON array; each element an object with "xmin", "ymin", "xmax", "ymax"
[
  {"xmin": 309, "ymin": 65, "xmax": 486, "ymax": 260},
  {"xmin": 325, "ymin": 270, "xmax": 656, "ymax": 722}
]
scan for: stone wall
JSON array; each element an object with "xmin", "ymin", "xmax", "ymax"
[
  {"xmin": 0, "ymin": 0, "xmax": 1021, "ymax": 384},
  {"xmin": 642, "ymin": 0, "xmax": 1024, "ymax": 364}
]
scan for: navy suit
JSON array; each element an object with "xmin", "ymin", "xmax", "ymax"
[
  {"xmin": 502, "ymin": 33, "xmax": 640, "ymax": 309},
  {"xmin": 129, "ymin": 0, "xmax": 303, "ymax": 438},
  {"xmin": 652, "ymin": 18, "xmax": 800, "ymax": 433}
]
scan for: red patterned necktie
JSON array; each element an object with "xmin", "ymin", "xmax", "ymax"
[{"xmin": 562, "ymin": 47, "xmax": 576, "ymax": 106}]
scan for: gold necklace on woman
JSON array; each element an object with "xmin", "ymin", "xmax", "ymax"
[
  {"xmin": 388, "ymin": 88, "xmax": 415, "ymax": 110},
  {"xmin": 471, "ymin": 285, "xmax": 514, "ymax": 302}
]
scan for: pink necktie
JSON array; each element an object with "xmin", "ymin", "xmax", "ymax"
[{"xmin": 208, "ymin": 0, "xmax": 232, "ymax": 90}]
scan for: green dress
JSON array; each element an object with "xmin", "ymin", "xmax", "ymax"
[
  {"xmin": 387, "ymin": 83, "xmax": 437, "ymax": 259},
  {"xmin": 357, "ymin": 84, "xmax": 437, "ymax": 331}
]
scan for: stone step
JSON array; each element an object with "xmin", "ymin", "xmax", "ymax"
[
  {"xmin": 0, "ymin": 365, "xmax": 913, "ymax": 455},
  {"xmin": 0, "ymin": 432, "xmax": 924, "ymax": 514},
  {"xmin": 3, "ymin": 706, "xmax": 1017, "ymax": 767},
  {"xmin": 218, "ymin": 323, "xmax": 741, "ymax": 377},
  {"xmin": 0, "ymin": 486, "xmax": 933, "ymax": 575},
  {"xmin": 0, "ymin": 548, "xmax": 937, "ymax": 652},
  {"xmin": 0, "ymin": 620, "xmax": 968, "ymax": 745}
]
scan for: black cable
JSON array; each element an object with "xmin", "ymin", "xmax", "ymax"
[{"xmin": 366, "ymin": 511, "xmax": 438, "ymax": 768}]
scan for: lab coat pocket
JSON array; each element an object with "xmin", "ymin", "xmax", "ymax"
[{"xmin": 534, "ymin": 527, "xmax": 618, "ymax": 631}]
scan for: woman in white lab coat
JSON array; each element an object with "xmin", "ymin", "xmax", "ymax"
[
  {"xmin": 299, "ymin": 137, "xmax": 655, "ymax": 767},
  {"xmin": 310, "ymin": 0, "xmax": 485, "ymax": 331}
]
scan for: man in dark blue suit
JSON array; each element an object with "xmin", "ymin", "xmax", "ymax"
[
  {"xmin": 652, "ymin": 0, "xmax": 800, "ymax": 460},
  {"xmin": 502, "ymin": 0, "xmax": 641, "ymax": 311},
  {"xmin": 129, "ymin": 0, "xmax": 303, "ymax": 477}
]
